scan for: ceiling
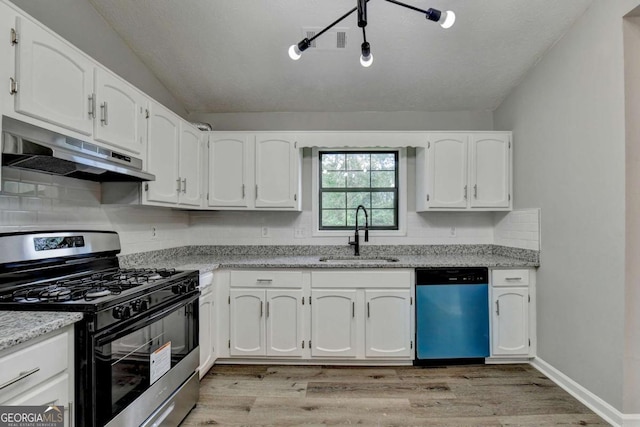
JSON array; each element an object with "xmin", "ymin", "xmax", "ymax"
[{"xmin": 88, "ymin": 0, "xmax": 593, "ymax": 114}]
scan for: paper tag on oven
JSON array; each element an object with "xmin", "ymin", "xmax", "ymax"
[{"xmin": 150, "ymin": 341, "xmax": 171, "ymax": 385}]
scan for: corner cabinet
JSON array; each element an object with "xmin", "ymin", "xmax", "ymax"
[
  {"xmin": 144, "ymin": 101, "xmax": 203, "ymax": 207},
  {"xmin": 489, "ymin": 269, "xmax": 536, "ymax": 360},
  {"xmin": 207, "ymin": 133, "xmax": 301, "ymax": 210},
  {"xmin": 416, "ymin": 132, "xmax": 512, "ymax": 211}
]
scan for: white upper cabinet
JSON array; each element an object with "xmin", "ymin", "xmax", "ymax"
[
  {"xmin": 208, "ymin": 135, "xmax": 250, "ymax": 208},
  {"xmin": 144, "ymin": 102, "xmax": 203, "ymax": 207},
  {"xmin": 93, "ymin": 68, "xmax": 147, "ymax": 159},
  {"xmin": 179, "ymin": 123, "xmax": 204, "ymax": 207},
  {"xmin": 416, "ymin": 132, "xmax": 512, "ymax": 211},
  {"xmin": 145, "ymin": 101, "xmax": 180, "ymax": 204},
  {"xmin": 13, "ymin": 16, "xmax": 94, "ymax": 136},
  {"xmin": 425, "ymin": 133, "xmax": 469, "ymax": 209},
  {"xmin": 207, "ymin": 132, "xmax": 301, "ymax": 211},
  {"xmin": 255, "ymin": 135, "xmax": 299, "ymax": 208},
  {"xmin": 469, "ymin": 134, "xmax": 511, "ymax": 208}
]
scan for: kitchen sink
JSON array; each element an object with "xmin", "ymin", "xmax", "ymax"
[{"xmin": 318, "ymin": 256, "xmax": 400, "ymax": 263}]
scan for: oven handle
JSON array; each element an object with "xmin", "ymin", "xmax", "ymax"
[{"xmin": 95, "ymin": 293, "xmax": 199, "ymax": 347}]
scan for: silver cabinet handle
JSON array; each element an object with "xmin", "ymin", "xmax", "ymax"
[
  {"xmin": 88, "ymin": 94, "xmax": 95, "ymax": 118},
  {"xmin": 256, "ymin": 279, "xmax": 273, "ymax": 284},
  {"xmin": 176, "ymin": 178, "xmax": 181, "ymax": 193},
  {"xmin": 464, "ymin": 185, "xmax": 468, "ymax": 200},
  {"xmin": 0, "ymin": 367, "xmax": 40, "ymax": 391},
  {"xmin": 496, "ymin": 300, "xmax": 500, "ymax": 316},
  {"xmin": 182, "ymin": 178, "xmax": 187, "ymax": 193},
  {"xmin": 352, "ymin": 301, "xmax": 355, "ymax": 318},
  {"xmin": 505, "ymin": 277, "xmax": 523, "ymax": 281},
  {"xmin": 101, "ymin": 101, "xmax": 109, "ymax": 125},
  {"xmin": 9, "ymin": 77, "xmax": 18, "ymax": 95},
  {"xmin": 260, "ymin": 301, "xmax": 264, "ymax": 317},
  {"xmin": 474, "ymin": 184, "xmax": 478, "ymax": 199},
  {"xmin": 255, "ymin": 184, "xmax": 258, "ymax": 200},
  {"xmin": 266, "ymin": 301, "xmax": 270, "ymax": 318},
  {"xmin": 367, "ymin": 302, "xmax": 370, "ymax": 318},
  {"xmin": 242, "ymin": 184, "xmax": 245, "ymax": 199}
]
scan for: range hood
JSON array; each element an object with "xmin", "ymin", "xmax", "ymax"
[{"xmin": 1, "ymin": 117, "xmax": 155, "ymax": 182}]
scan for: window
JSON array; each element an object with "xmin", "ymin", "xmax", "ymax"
[{"xmin": 319, "ymin": 151, "xmax": 399, "ymax": 230}]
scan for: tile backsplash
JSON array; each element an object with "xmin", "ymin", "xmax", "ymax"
[
  {"xmin": 0, "ymin": 167, "xmax": 541, "ymax": 254},
  {"xmin": 493, "ymin": 208, "xmax": 541, "ymax": 251},
  {"xmin": 0, "ymin": 167, "xmax": 190, "ymax": 254}
]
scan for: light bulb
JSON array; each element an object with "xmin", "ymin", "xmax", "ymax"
[
  {"xmin": 360, "ymin": 52, "xmax": 373, "ymax": 67},
  {"xmin": 288, "ymin": 44, "xmax": 302, "ymax": 60},
  {"xmin": 440, "ymin": 10, "xmax": 455, "ymax": 29}
]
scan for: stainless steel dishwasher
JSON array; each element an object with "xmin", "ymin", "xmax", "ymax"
[{"xmin": 415, "ymin": 267, "xmax": 489, "ymax": 361}]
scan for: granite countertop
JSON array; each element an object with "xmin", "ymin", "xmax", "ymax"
[
  {"xmin": 120, "ymin": 244, "xmax": 539, "ymax": 274},
  {"xmin": 0, "ymin": 311, "xmax": 83, "ymax": 352}
]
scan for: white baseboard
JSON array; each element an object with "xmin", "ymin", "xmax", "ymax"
[{"xmin": 531, "ymin": 357, "xmax": 640, "ymax": 427}]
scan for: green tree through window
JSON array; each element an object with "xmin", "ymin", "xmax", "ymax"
[{"xmin": 319, "ymin": 151, "xmax": 399, "ymax": 230}]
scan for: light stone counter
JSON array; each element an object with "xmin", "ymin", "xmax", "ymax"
[
  {"xmin": 0, "ymin": 311, "xmax": 83, "ymax": 352},
  {"xmin": 119, "ymin": 244, "xmax": 539, "ymax": 274}
]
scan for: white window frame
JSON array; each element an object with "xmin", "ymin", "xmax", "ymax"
[{"xmin": 312, "ymin": 147, "xmax": 407, "ymax": 237}]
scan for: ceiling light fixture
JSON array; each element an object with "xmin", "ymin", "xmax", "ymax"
[{"xmin": 288, "ymin": 0, "xmax": 455, "ymax": 67}]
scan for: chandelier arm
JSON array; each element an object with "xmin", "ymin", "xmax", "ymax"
[
  {"xmin": 308, "ymin": 3, "xmax": 363, "ymax": 45},
  {"xmin": 383, "ymin": 0, "xmax": 432, "ymax": 16}
]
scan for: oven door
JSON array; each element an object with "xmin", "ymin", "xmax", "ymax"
[{"xmin": 93, "ymin": 294, "xmax": 199, "ymax": 427}]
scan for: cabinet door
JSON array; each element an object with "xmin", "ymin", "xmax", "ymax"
[
  {"xmin": 365, "ymin": 290, "xmax": 411, "ymax": 358},
  {"xmin": 145, "ymin": 102, "xmax": 180, "ymax": 204},
  {"xmin": 14, "ymin": 16, "xmax": 94, "ymax": 135},
  {"xmin": 229, "ymin": 289, "xmax": 265, "ymax": 356},
  {"xmin": 266, "ymin": 290, "xmax": 303, "ymax": 357},
  {"xmin": 199, "ymin": 292, "xmax": 214, "ymax": 379},
  {"xmin": 208, "ymin": 135, "xmax": 249, "ymax": 207},
  {"xmin": 255, "ymin": 135, "xmax": 299, "ymax": 208},
  {"xmin": 179, "ymin": 123, "xmax": 203, "ymax": 207},
  {"xmin": 491, "ymin": 287, "xmax": 529, "ymax": 356},
  {"xmin": 311, "ymin": 289, "xmax": 357, "ymax": 357},
  {"xmin": 470, "ymin": 134, "xmax": 511, "ymax": 208},
  {"xmin": 94, "ymin": 69, "xmax": 147, "ymax": 158},
  {"xmin": 427, "ymin": 134, "xmax": 468, "ymax": 208}
]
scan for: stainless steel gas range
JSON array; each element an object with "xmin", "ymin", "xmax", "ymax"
[{"xmin": 0, "ymin": 230, "xmax": 199, "ymax": 427}]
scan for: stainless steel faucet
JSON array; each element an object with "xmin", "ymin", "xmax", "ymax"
[{"xmin": 349, "ymin": 205, "xmax": 369, "ymax": 256}]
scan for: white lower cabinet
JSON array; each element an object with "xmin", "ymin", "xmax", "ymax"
[
  {"xmin": 310, "ymin": 289, "xmax": 357, "ymax": 358},
  {"xmin": 490, "ymin": 269, "xmax": 534, "ymax": 358},
  {"xmin": 0, "ymin": 325, "xmax": 74, "ymax": 427},
  {"xmin": 199, "ymin": 272, "xmax": 216, "ymax": 379},
  {"xmin": 230, "ymin": 288, "xmax": 303, "ymax": 357},
  {"xmin": 365, "ymin": 290, "xmax": 412, "ymax": 358},
  {"xmin": 310, "ymin": 270, "xmax": 413, "ymax": 361}
]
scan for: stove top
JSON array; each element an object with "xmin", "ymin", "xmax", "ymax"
[{"xmin": 1, "ymin": 268, "xmax": 181, "ymax": 304}]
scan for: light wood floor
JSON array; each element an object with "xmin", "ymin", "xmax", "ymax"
[{"xmin": 182, "ymin": 364, "xmax": 608, "ymax": 426}]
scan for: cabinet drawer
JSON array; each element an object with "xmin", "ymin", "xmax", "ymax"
[
  {"xmin": 492, "ymin": 269, "xmax": 529, "ymax": 287},
  {"xmin": 0, "ymin": 331, "xmax": 69, "ymax": 403},
  {"xmin": 5, "ymin": 373, "xmax": 69, "ymax": 406},
  {"xmin": 230, "ymin": 270, "xmax": 302, "ymax": 288},
  {"xmin": 312, "ymin": 270, "xmax": 411, "ymax": 288}
]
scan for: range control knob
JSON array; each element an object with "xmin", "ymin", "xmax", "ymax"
[
  {"xmin": 131, "ymin": 299, "xmax": 150, "ymax": 313},
  {"xmin": 113, "ymin": 305, "xmax": 132, "ymax": 320},
  {"xmin": 172, "ymin": 284, "xmax": 184, "ymax": 295}
]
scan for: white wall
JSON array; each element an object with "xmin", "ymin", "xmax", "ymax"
[
  {"xmin": 494, "ymin": 0, "xmax": 637, "ymax": 413},
  {"xmin": 623, "ymin": 13, "xmax": 640, "ymax": 414},
  {"xmin": 9, "ymin": 0, "xmax": 187, "ymax": 118}
]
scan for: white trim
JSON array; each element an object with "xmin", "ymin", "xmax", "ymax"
[
  {"xmin": 531, "ymin": 357, "xmax": 640, "ymax": 427},
  {"xmin": 311, "ymin": 147, "xmax": 408, "ymax": 237}
]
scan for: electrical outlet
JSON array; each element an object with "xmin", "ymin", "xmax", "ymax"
[
  {"xmin": 449, "ymin": 226, "xmax": 456, "ymax": 237},
  {"xmin": 294, "ymin": 227, "xmax": 306, "ymax": 238},
  {"xmin": 151, "ymin": 227, "xmax": 158, "ymax": 239},
  {"xmin": 261, "ymin": 227, "xmax": 270, "ymax": 238}
]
